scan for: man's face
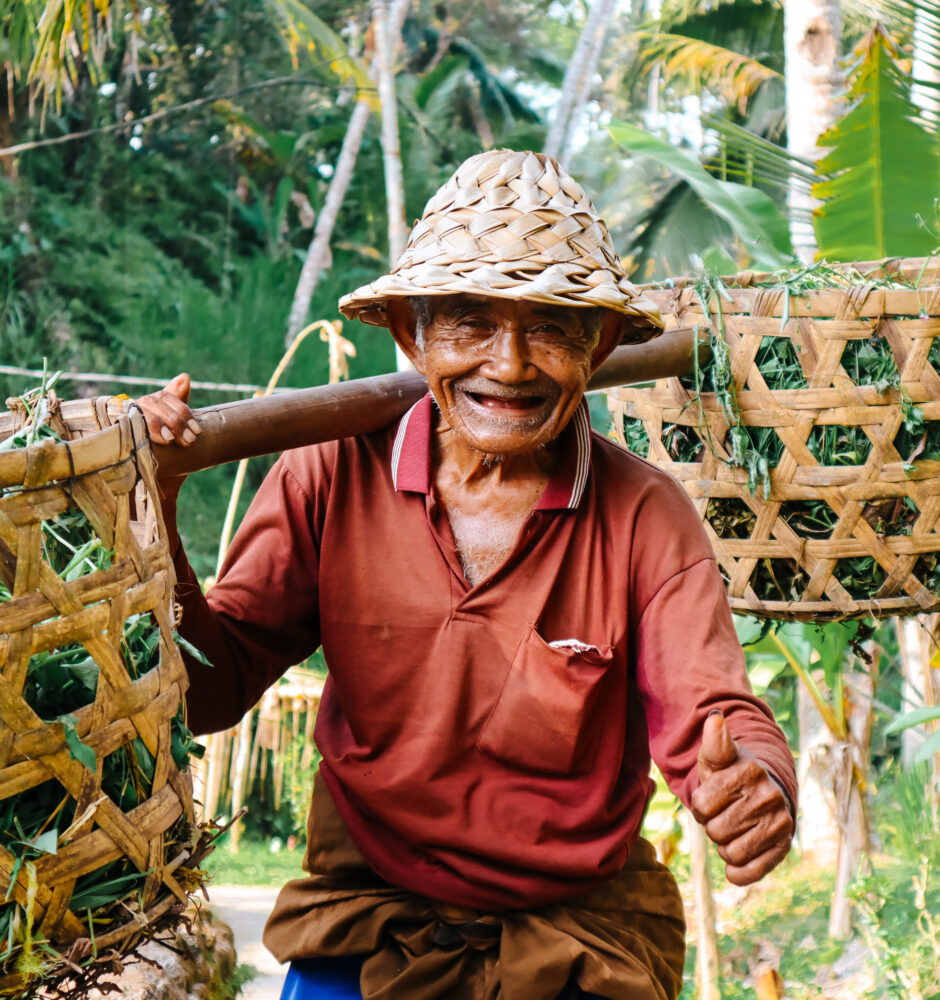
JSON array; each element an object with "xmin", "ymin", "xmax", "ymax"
[{"xmin": 407, "ymin": 295, "xmax": 605, "ymax": 457}]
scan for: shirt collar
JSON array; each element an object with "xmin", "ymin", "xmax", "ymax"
[{"xmin": 390, "ymin": 393, "xmax": 592, "ymax": 510}]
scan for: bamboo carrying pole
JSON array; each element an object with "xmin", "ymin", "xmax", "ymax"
[{"xmin": 153, "ymin": 326, "xmax": 704, "ymax": 478}]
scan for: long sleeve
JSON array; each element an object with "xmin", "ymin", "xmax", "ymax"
[
  {"xmin": 633, "ymin": 558, "xmax": 798, "ymax": 812},
  {"xmin": 625, "ymin": 470, "xmax": 798, "ymax": 814},
  {"xmin": 169, "ymin": 448, "xmax": 329, "ymax": 735}
]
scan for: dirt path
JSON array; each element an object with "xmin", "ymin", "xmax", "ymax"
[{"xmin": 208, "ymin": 886, "xmax": 286, "ymax": 1000}]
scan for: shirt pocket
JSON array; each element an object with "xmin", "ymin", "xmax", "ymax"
[{"xmin": 476, "ymin": 624, "xmax": 614, "ymax": 776}]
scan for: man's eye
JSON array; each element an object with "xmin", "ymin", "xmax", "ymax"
[{"xmin": 530, "ymin": 324, "xmax": 566, "ymax": 337}]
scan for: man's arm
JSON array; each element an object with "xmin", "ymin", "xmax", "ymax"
[
  {"xmin": 138, "ymin": 375, "xmax": 324, "ymax": 734},
  {"xmin": 625, "ymin": 468, "xmax": 797, "ymax": 885}
]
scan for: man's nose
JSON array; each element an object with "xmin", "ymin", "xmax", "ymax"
[{"xmin": 480, "ymin": 324, "xmax": 538, "ymax": 382}]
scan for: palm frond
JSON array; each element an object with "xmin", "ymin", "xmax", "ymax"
[
  {"xmin": 651, "ymin": 0, "xmax": 781, "ymax": 35},
  {"xmin": 263, "ymin": 0, "xmax": 377, "ymax": 109},
  {"xmin": 813, "ymin": 27, "xmax": 940, "ymax": 259},
  {"xmin": 3, "ymin": 0, "xmax": 140, "ymax": 113},
  {"xmin": 633, "ymin": 32, "xmax": 780, "ymax": 110},
  {"xmin": 702, "ymin": 114, "xmax": 819, "ymax": 190}
]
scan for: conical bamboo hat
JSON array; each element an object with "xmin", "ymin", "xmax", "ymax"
[{"xmin": 339, "ymin": 150, "xmax": 663, "ymax": 343}]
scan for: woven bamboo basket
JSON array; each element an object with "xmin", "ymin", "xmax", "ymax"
[
  {"xmin": 608, "ymin": 257, "xmax": 940, "ymax": 622},
  {"xmin": 0, "ymin": 394, "xmax": 208, "ymax": 998}
]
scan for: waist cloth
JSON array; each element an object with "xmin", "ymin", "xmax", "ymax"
[{"xmin": 263, "ymin": 772, "xmax": 687, "ymax": 1000}]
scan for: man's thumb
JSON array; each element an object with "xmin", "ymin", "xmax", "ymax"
[
  {"xmin": 166, "ymin": 372, "xmax": 191, "ymax": 404},
  {"xmin": 698, "ymin": 711, "xmax": 738, "ymax": 779}
]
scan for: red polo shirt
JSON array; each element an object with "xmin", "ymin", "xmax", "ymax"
[{"xmin": 172, "ymin": 396, "xmax": 796, "ymax": 911}]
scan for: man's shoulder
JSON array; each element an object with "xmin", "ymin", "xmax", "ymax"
[
  {"xmin": 278, "ymin": 418, "xmax": 400, "ymax": 489},
  {"xmin": 590, "ymin": 431, "xmax": 690, "ymax": 501}
]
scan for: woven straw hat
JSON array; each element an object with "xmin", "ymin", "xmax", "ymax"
[{"xmin": 338, "ymin": 149, "xmax": 663, "ymax": 343}]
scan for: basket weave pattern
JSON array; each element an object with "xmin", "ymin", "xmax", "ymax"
[
  {"xmin": 0, "ymin": 402, "xmax": 194, "ymax": 984},
  {"xmin": 609, "ymin": 264, "xmax": 940, "ymax": 621}
]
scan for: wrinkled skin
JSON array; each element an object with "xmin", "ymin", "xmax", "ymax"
[
  {"xmin": 137, "ymin": 294, "xmax": 793, "ymax": 885},
  {"xmin": 693, "ymin": 712, "xmax": 794, "ymax": 886}
]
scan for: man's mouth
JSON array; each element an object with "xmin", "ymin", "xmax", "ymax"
[
  {"xmin": 464, "ymin": 391, "xmax": 546, "ymax": 413},
  {"xmin": 452, "ymin": 377, "xmax": 560, "ymax": 422}
]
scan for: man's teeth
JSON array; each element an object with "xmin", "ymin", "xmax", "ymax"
[{"xmin": 468, "ymin": 392, "xmax": 542, "ymax": 408}]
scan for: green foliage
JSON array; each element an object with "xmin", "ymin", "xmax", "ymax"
[
  {"xmin": 850, "ymin": 766, "xmax": 940, "ymax": 998},
  {"xmin": 609, "ymin": 120, "xmax": 795, "ymax": 269},
  {"xmin": 813, "ymin": 28, "xmax": 940, "ymax": 260},
  {"xmin": 678, "ymin": 858, "xmax": 837, "ymax": 1000},
  {"xmin": 205, "ymin": 839, "xmax": 307, "ymax": 887},
  {"xmin": 263, "ymin": 0, "xmax": 376, "ymax": 106},
  {"xmin": 884, "ymin": 703, "xmax": 940, "ymax": 764},
  {"xmin": 208, "ymin": 963, "xmax": 257, "ymax": 1000}
]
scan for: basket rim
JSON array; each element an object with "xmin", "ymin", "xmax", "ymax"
[
  {"xmin": 0, "ymin": 409, "xmax": 149, "ymax": 492},
  {"xmin": 636, "ymin": 255, "xmax": 940, "ymax": 294}
]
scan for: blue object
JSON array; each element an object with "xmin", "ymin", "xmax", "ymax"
[
  {"xmin": 280, "ymin": 956, "xmax": 608, "ymax": 998},
  {"xmin": 280, "ymin": 957, "xmax": 364, "ymax": 999}
]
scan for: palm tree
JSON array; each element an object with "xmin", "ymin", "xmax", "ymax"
[
  {"xmin": 544, "ymin": 0, "xmax": 620, "ymax": 162},
  {"xmin": 783, "ymin": 0, "xmax": 843, "ymax": 261},
  {"xmin": 282, "ymin": 0, "xmax": 411, "ymax": 344}
]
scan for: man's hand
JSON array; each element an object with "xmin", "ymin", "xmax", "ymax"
[
  {"xmin": 691, "ymin": 711, "xmax": 793, "ymax": 886},
  {"xmin": 137, "ymin": 373, "xmax": 201, "ymax": 502},
  {"xmin": 138, "ymin": 373, "xmax": 200, "ymax": 447}
]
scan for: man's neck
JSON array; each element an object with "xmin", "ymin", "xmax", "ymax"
[
  {"xmin": 430, "ymin": 412, "xmax": 560, "ymax": 587},
  {"xmin": 431, "ymin": 414, "xmax": 559, "ymax": 495}
]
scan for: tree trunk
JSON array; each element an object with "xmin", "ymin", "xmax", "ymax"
[
  {"xmin": 372, "ymin": 0, "xmax": 408, "ymax": 263},
  {"xmin": 686, "ymin": 813, "xmax": 722, "ymax": 1000},
  {"xmin": 285, "ymin": 0, "xmax": 411, "ymax": 344},
  {"xmin": 285, "ymin": 99, "xmax": 370, "ymax": 342},
  {"xmin": 828, "ymin": 669, "xmax": 874, "ymax": 939},
  {"xmin": 796, "ymin": 679, "xmax": 840, "ymax": 869},
  {"xmin": 227, "ymin": 712, "xmax": 254, "ymax": 853},
  {"xmin": 896, "ymin": 616, "xmax": 940, "ymax": 808},
  {"xmin": 558, "ymin": 0, "xmax": 620, "ymax": 165},
  {"xmin": 783, "ymin": 0, "xmax": 843, "ymax": 261},
  {"xmin": 544, "ymin": 0, "xmax": 618, "ymax": 160},
  {"xmin": 912, "ymin": 3, "xmax": 940, "ymax": 125}
]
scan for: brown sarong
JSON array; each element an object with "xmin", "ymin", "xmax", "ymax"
[{"xmin": 264, "ymin": 773, "xmax": 686, "ymax": 1000}]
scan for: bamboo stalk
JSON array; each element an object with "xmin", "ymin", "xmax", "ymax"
[
  {"xmin": 152, "ymin": 326, "xmax": 706, "ymax": 479},
  {"xmin": 686, "ymin": 813, "xmax": 722, "ymax": 1000},
  {"xmin": 213, "ymin": 321, "xmax": 323, "ymax": 851}
]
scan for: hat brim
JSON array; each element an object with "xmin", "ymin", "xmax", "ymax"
[{"xmin": 339, "ymin": 272, "xmax": 664, "ymax": 345}]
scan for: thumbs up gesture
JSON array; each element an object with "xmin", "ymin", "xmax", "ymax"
[{"xmin": 690, "ymin": 712, "xmax": 794, "ymax": 886}]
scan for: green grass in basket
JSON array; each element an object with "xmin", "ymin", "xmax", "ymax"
[
  {"xmin": 0, "ymin": 379, "xmax": 205, "ymax": 989},
  {"xmin": 620, "ymin": 262, "xmax": 940, "ymax": 602}
]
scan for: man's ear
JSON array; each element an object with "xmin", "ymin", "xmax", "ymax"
[
  {"xmin": 589, "ymin": 310, "xmax": 624, "ymax": 374},
  {"xmin": 387, "ymin": 299, "xmax": 427, "ymax": 374}
]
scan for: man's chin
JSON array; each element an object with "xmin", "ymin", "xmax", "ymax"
[{"xmin": 450, "ymin": 415, "xmax": 560, "ymax": 457}]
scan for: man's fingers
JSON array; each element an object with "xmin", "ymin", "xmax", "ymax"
[
  {"xmin": 708, "ymin": 806, "xmax": 793, "ymax": 862},
  {"xmin": 691, "ymin": 756, "xmax": 781, "ymax": 823},
  {"xmin": 698, "ymin": 775, "xmax": 789, "ymax": 843},
  {"xmin": 697, "ymin": 711, "xmax": 738, "ymax": 782},
  {"xmin": 144, "ymin": 395, "xmax": 198, "ymax": 445},
  {"xmin": 720, "ymin": 832, "xmax": 792, "ymax": 886},
  {"xmin": 137, "ymin": 375, "xmax": 201, "ymax": 448}
]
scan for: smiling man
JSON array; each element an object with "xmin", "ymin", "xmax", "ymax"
[{"xmin": 141, "ymin": 150, "xmax": 796, "ymax": 1000}]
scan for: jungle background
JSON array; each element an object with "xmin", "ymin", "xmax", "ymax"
[{"xmin": 2, "ymin": 0, "xmax": 940, "ymax": 997}]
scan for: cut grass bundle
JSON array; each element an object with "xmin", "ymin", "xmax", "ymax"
[
  {"xmin": 0, "ymin": 378, "xmax": 213, "ymax": 998},
  {"xmin": 609, "ymin": 257, "xmax": 940, "ymax": 621}
]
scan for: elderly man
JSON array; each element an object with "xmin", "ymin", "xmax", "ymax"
[{"xmin": 142, "ymin": 150, "xmax": 796, "ymax": 1000}]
